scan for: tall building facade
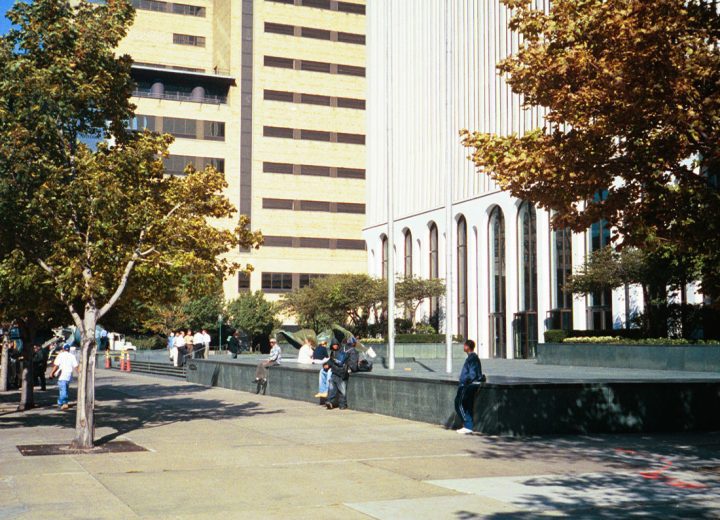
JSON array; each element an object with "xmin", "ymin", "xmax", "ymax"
[
  {"xmin": 364, "ymin": 0, "xmax": 674, "ymax": 359},
  {"xmin": 117, "ymin": 0, "xmax": 367, "ymax": 304}
]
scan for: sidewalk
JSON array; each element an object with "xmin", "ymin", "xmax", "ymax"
[{"xmin": 1, "ymin": 371, "xmax": 719, "ymax": 519}]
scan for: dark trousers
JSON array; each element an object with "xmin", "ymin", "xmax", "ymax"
[
  {"xmin": 454, "ymin": 384, "xmax": 479, "ymax": 430},
  {"xmin": 34, "ymin": 366, "xmax": 46, "ymax": 390},
  {"xmin": 327, "ymin": 373, "xmax": 347, "ymax": 408},
  {"xmin": 177, "ymin": 347, "xmax": 187, "ymax": 366}
]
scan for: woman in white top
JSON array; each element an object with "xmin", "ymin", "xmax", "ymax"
[
  {"xmin": 173, "ymin": 331, "xmax": 186, "ymax": 367},
  {"xmin": 297, "ymin": 339, "xmax": 314, "ymax": 364}
]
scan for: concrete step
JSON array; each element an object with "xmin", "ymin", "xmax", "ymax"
[{"xmin": 110, "ymin": 361, "xmax": 186, "ymax": 379}]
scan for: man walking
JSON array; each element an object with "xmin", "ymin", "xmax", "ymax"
[
  {"xmin": 455, "ymin": 339, "xmax": 485, "ymax": 434},
  {"xmin": 326, "ymin": 337, "xmax": 359, "ymax": 410},
  {"xmin": 50, "ymin": 344, "xmax": 79, "ymax": 410}
]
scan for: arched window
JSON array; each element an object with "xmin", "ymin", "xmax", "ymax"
[
  {"xmin": 381, "ymin": 235, "xmax": 388, "ymax": 280},
  {"xmin": 457, "ymin": 216, "xmax": 468, "ymax": 340},
  {"xmin": 552, "ymin": 227, "xmax": 573, "ymax": 330},
  {"xmin": 515, "ymin": 202, "xmax": 538, "ymax": 358},
  {"xmin": 428, "ymin": 222, "xmax": 439, "ymax": 330},
  {"xmin": 590, "ymin": 190, "xmax": 612, "ymax": 330},
  {"xmin": 489, "ymin": 207, "xmax": 506, "ymax": 358},
  {"xmin": 404, "ymin": 230, "xmax": 413, "ymax": 277}
]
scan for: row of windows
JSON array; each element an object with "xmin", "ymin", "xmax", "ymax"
[
  {"xmin": 262, "ymin": 198, "xmax": 364, "ymax": 214},
  {"xmin": 254, "ymin": 272, "xmax": 327, "ymax": 293},
  {"xmin": 263, "ymin": 126, "xmax": 364, "ymax": 145},
  {"xmin": 132, "ymin": 0, "xmax": 205, "ymax": 16},
  {"xmin": 164, "ymin": 155, "xmax": 225, "ymax": 175},
  {"xmin": 173, "ymin": 33, "xmax": 206, "ymax": 47},
  {"xmin": 262, "ymin": 236, "xmax": 365, "ymax": 250},
  {"xmin": 266, "ymin": 0, "xmax": 365, "ymax": 15},
  {"xmin": 264, "ymin": 89, "xmax": 365, "ymax": 110},
  {"xmin": 264, "ymin": 22, "xmax": 365, "ymax": 45},
  {"xmin": 130, "ymin": 115, "xmax": 225, "ymax": 141},
  {"xmin": 263, "ymin": 162, "xmax": 365, "ymax": 179},
  {"xmin": 264, "ymin": 56, "xmax": 365, "ymax": 77}
]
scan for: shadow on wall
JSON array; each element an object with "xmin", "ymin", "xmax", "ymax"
[{"xmin": 0, "ymin": 379, "xmax": 284, "ymax": 445}]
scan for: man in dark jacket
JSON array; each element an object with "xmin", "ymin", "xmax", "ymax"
[
  {"xmin": 325, "ymin": 337, "xmax": 359, "ymax": 410},
  {"xmin": 32, "ymin": 344, "xmax": 48, "ymax": 391},
  {"xmin": 455, "ymin": 339, "xmax": 484, "ymax": 434},
  {"xmin": 228, "ymin": 332, "xmax": 240, "ymax": 359}
]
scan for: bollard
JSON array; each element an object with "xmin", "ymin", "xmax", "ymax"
[
  {"xmin": 120, "ymin": 351, "xmax": 126, "ymax": 371},
  {"xmin": 104, "ymin": 350, "xmax": 111, "ymax": 369}
]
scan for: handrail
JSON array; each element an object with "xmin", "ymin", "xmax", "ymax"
[{"xmin": 133, "ymin": 89, "xmax": 227, "ymax": 105}]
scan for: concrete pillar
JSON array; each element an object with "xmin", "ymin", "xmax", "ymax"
[
  {"xmin": 191, "ymin": 86, "xmax": 206, "ymax": 102},
  {"xmin": 151, "ymin": 81, "xmax": 164, "ymax": 98},
  {"xmin": 572, "ymin": 231, "xmax": 588, "ymax": 330},
  {"xmin": 504, "ymin": 202, "xmax": 519, "ymax": 359},
  {"xmin": 535, "ymin": 209, "xmax": 552, "ymax": 344}
]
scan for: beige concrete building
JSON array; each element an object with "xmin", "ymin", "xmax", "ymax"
[{"xmin": 117, "ymin": 0, "xmax": 367, "ymax": 304}]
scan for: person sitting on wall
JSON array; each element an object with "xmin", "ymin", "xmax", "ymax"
[
  {"xmin": 455, "ymin": 339, "xmax": 486, "ymax": 435},
  {"xmin": 254, "ymin": 337, "xmax": 281, "ymax": 393},
  {"xmin": 313, "ymin": 340, "xmax": 331, "ymax": 401},
  {"xmin": 297, "ymin": 338, "xmax": 315, "ymax": 364},
  {"xmin": 325, "ymin": 337, "xmax": 359, "ymax": 410}
]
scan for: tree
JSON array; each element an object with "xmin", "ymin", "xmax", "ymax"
[
  {"xmin": 461, "ymin": 0, "xmax": 720, "ymax": 301},
  {"xmin": 0, "ymin": 0, "xmax": 262, "ymax": 448},
  {"xmin": 226, "ymin": 292, "xmax": 278, "ymax": 351},
  {"xmin": 282, "ymin": 274, "xmax": 386, "ymax": 336},
  {"xmin": 395, "ymin": 276, "xmax": 446, "ymax": 330}
]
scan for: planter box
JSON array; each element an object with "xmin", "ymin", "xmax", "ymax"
[{"xmin": 538, "ymin": 343, "xmax": 720, "ymax": 372}]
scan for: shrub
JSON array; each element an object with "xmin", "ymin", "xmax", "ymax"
[
  {"xmin": 543, "ymin": 329, "xmax": 567, "ymax": 343},
  {"xmin": 561, "ymin": 336, "xmax": 720, "ymax": 345},
  {"xmin": 126, "ymin": 334, "xmax": 165, "ymax": 350}
]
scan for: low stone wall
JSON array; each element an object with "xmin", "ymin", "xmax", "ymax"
[
  {"xmin": 186, "ymin": 358, "xmax": 720, "ymax": 435},
  {"xmin": 538, "ymin": 343, "xmax": 720, "ymax": 372},
  {"xmin": 279, "ymin": 342, "xmax": 466, "ymax": 361}
]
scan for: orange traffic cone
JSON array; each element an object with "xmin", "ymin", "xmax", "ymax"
[
  {"xmin": 120, "ymin": 352, "xmax": 126, "ymax": 371},
  {"xmin": 125, "ymin": 353, "xmax": 132, "ymax": 373},
  {"xmin": 104, "ymin": 350, "xmax": 111, "ymax": 369}
]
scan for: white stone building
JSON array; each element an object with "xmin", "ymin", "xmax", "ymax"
[{"xmin": 362, "ymin": 0, "xmax": 649, "ymax": 359}]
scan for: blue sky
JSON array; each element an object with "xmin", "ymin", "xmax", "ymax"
[{"xmin": 0, "ymin": 0, "xmax": 15, "ymax": 35}]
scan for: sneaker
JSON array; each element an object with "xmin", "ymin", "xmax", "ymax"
[
  {"xmin": 61, "ymin": 404, "xmax": 69, "ymax": 411},
  {"xmin": 456, "ymin": 427, "xmax": 473, "ymax": 435},
  {"xmin": 314, "ymin": 392, "xmax": 327, "ymax": 398}
]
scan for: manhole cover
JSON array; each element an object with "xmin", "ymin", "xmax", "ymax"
[{"xmin": 17, "ymin": 440, "xmax": 147, "ymax": 456}]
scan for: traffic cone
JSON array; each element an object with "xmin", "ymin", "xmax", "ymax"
[
  {"xmin": 125, "ymin": 353, "xmax": 132, "ymax": 373},
  {"xmin": 104, "ymin": 350, "xmax": 111, "ymax": 369},
  {"xmin": 120, "ymin": 352, "xmax": 126, "ymax": 371}
]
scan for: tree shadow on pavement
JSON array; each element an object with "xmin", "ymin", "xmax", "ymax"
[{"xmin": 0, "ymin": 379, "xmax": 284, "ymax": 445}]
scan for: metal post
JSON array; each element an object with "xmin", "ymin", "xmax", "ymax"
[
  {"xmin": 386, "ymin": 0, "xmax": 396, "ymax": 370},
  {"xmin": 218, "ymin": 314, "xmax": 223, "ymax": 353},
  {"xmin": 444, "ymin": 0, "xmax": 454, "ymax": 374}
]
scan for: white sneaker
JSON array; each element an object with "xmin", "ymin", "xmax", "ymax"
[{"xmin": 456, "ymin": 427, "xmax": 473, "ymax": 435}]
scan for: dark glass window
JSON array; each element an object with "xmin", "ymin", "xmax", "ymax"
[
  {"xmin": 299, "ymin": 237, "xmax": 331, "ymax": 248},
  {"xmin": 132, "ymin": 0, "xmax": 167, "ymax": 12},
  {"xmin": 173, "ymin": 33, "xmax": 206, "ymax": 47},
  {"xmin": 264, "ymin": 90, "xmax": 295, "ymax": 102},
  {"xmin": 429, "ymin": 222, "xmax": 439, "ymax": 328},
  {"xmin": 300, "ymin": 129, "xmax": 331, "ymax": 141},
  {"xmin": 337, "ymin": 64, "xmax": 365, "ymax": 77},
  {"xmin": 262, "ymin": 273, "xmax": 293, "ymax": 292},
  {"xmin": 337, "ymin": 32, "xmax": 365, "ymax": 45},
  {"xmin": 299, "ymin": 273, "xmax": 325, "ymax": 288},
  {"xmin": 203, "ymin": 121, "xmax": 225, "ymax": 141},
  {"xmin": 163, "ymin": 117, "xmax": 196, "ymax": 139},
  {"xmin": 264, "ymin": 126, "xmax": 294, "ymax": 138},
  {"xmin": 381, "ymin": 236, "xmax": 388, "ymax": 280},
  {"xmin": 172, "ymin": 3, "xmax": 205, "ymax": 16},
  {"xmin": 300, "ymin": 93, "xmax": 331, "ymax": 106},
  {"xmin": 263, "ymin": 236, "xmax": 294, "ymax": 247},
  {"xmin": 301, "ymin": 165, "xmax": 331, "ymax": 176},
  {"xmin": 337, "ymin": 132, "xmax": 365, "ymax": 144},
  {"xmin": 337, "ymin": 167, "xmax": 365, "ymax": 179},
  {"xmin": 489, "ymin": 207, "xmax": 506, "ymax": 358},
  {"xmin": 238, "ymin": 272, "xmax": 251, "ymax": 292},
  {"xmin": 129, "ymin": 114, "xmax": 156, "ymax": 132},
  {"xmin": 298, "ymin": 200, "xmax": 331, "ymax": 212},
  {"xmin": 336, "ymin": 239, "xmax": 365, "ymax": 250},
  {"xmin": 457, "ymin": 217, "xmax": 468, "ymax": 340},
  {"xmin": 590, "ymin": 190, "xmax": 612, "ymax": 330},
  {"xmin": 264, "ymin": 56, "xmax": 294, "ymax": 69},
  {"xmin": 301, "ymin": 27, "xmax": 331, "ymax": 40},
  {"xmin": 336, "ymin": 203, "xmax": 365, "ymax": 214},
  {"xmin": 265, "ymin": 22, "xmax": 294, "ymax": 35},
  {"xmin": 303, "ymin": 0, "xmax": 331, "ymax": 8},
  {"xmin": 337, "ymin": 97, "xmax": 365, "ymax": 110},
  {"xmin": 263, "ymin": 198, "xmax": 294, "ymax": 210},
  {"xmin": 337, "ymin": 2, "xmax": 365, "ymax": 14},
  {"xmin": 300, "ymin": 60, "xmax": 332, "ymax": 73},
  {"xmin": 404, "ymin": 230, "xmax": 412, "ymax": 277},
  {"xmin": 263, "ymin": 162, "xmax": 294, "ymax": 174}
]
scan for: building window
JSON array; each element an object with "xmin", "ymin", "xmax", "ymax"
[
  {"xmin": 265, "ymin": 22, "xmax": 294, "ymax": 35},
  {"xmin": 298, "ymin": 200, "xmax": 331, "ymax": 212},
  {"xmin": 164, "ymin": 155, "xmax": 225, "ymax": 175},
  {"xmin": 203, "ymin": 121, "xmax": 225, "ymax": 141},
  {"xmin": 264, "ymin": 126, "xmax": 294, "ymax": 138},
  {"xmin": 173, "ymin": 33, "xmax": 206, "ymax": 47},
  {"xmin": 264, "ymin": 56, "xmax": 294, "ymax": 69},
  {"xmin": 300, "ymin": 60, "xmax": 332, "ymax": 73},
  {"xmin": 429, "ymin": 222, "xmax": 439, "ymax": 330},
  {"xmin": 489, "ymin": 207, "xmax": 506, "ymax": 358},
  {"xmin": 589, "ymin": 190, "xmax": 612, "ymax": 330},
  {"xmin": 381, "ymin": 235, "xmax": 388, "ymax": 280},
  {"xmin": 132, "ymin": 0, "xmax": 167, "ymax": 12},
  {"xmin": 551, "ymin": 227, "xmax": 573, "ymax": 330},
  {"xmin": 261, "ymin": 272, "xmax": 293, "ymax": 292},
  {"xmin": 162, "ymin": 117, "xmax": 196, "ymax": 139},
  {"xmin": 457, "ymin": 216, "xmax": 468, "ymax": 341},
  {"xmin": 515, "ymin": 202, "xmax": 538, "ymax": 359},
  {"xmin": 337, "ymin": 32, "xmax": 366, "ymax": 45},
  {"xmin": 262, "ymin": 198, "xmax": 294, "ymax": 210},
  {"xmin": 337, "ymin": 1, "xmax": 365, "ymax": 14},
  {"xmin": 404, "ymin": 230, "xmax": 413, "ymax": 277},
  {"xmin": 301, "ymin": 27, "xmax": 331, "ymax": 40},
  {"xmin": 263, "ymin": 162, "xmax": 294, "ymax": 174},
  {"xmin": 299, "ymin": 273, "xmax": 325, "ymax": 288},
  {"xmin": 337, "ymin": 167, "xmax": 365, "ymax": 179},
  {"xmin": 128, "ymin": 114, "xmax": 156, "ymax": 132},
  {"xmin": 171, "ymin": 3, "xmax": 206, "ymax": 16},
  {"xmin": 238, "ymin": 272, "xmax": 251, "ymax": 292},
  {"xmin": 301, "ymin": 165, "xmax": 331, "ymax": 177}
]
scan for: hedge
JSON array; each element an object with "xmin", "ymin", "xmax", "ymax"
[{"xmin": 360, "ymin": 334, "xmax": 464, "ymax": 344}]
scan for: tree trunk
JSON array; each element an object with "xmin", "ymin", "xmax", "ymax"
[
  {"xmin": 0, "ymin": 340, "xmax": 8, "ymax": 392},
  {"xmin": 18, "ymin": 358, "xmax": 34, "ymax": 411},
  {"xmin": 71, "ymin": 310, "xmax": 98, "ymax": 450}
]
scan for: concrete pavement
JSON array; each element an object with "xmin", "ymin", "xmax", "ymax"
[{"xmin": 1, "ymin": 371, "xmax": 719, "ymax": 519}]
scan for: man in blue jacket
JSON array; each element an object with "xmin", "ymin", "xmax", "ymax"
[{"xmin": 455, "ymin": 339, "xmax": 485, "ymax": 434}]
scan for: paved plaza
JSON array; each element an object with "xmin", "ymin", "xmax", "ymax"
[{"xmin": 1, "ymin": 371, "xmax": 720, "ymax": 519}]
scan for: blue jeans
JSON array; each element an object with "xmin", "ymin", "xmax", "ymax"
[
  {"xmin": 318, "ymin": 368, "xmax": 330, "ymax": 393},
  {"xmin": 57, "ymin": 380, "xmax": 70, "ymax": 406},
  {"xmin": 454, "ymin": 384, "xmax": 479, "ymax": 430},
  {"xmin": 327, "ymin": 373, "xmax": 347, "ymax": 408}
]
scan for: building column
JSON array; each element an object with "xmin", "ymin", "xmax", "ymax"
[
  {"xmin": 535, "ymin": 209, "xmax": 552, "ymax": 345},
  {"xmin": 572, "ymin": 230, "xmax": 588, "ymax": 331},
  {"xmin": 504, "ymin": 203, "xmax": 520, "ymax": 359},
  {"xmin": 476, "ymin": 215, "xmax": 491, "ymax": 358}
]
